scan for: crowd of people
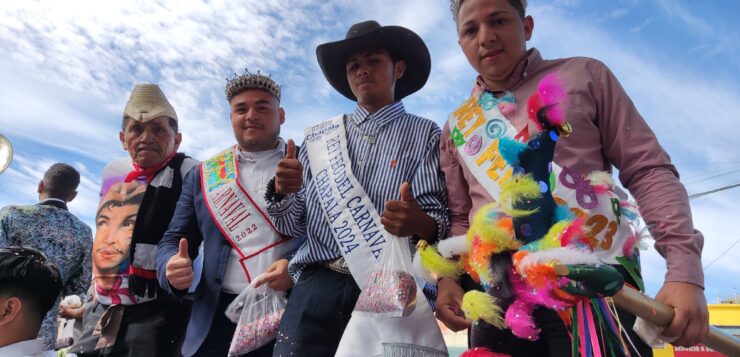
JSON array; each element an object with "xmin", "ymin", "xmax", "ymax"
[{"xmin": 0, "ymin": 1, "xmax": 708, "ymax": 356}]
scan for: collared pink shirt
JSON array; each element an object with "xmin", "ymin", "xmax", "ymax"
[{"xmin": 440, "ymin": 48, "xmax": 704, "ymax": 288}]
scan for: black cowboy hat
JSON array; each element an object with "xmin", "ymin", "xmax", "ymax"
[{"xmin": 316, "ymin": 20, "xmax": 431, "ymax": 101}]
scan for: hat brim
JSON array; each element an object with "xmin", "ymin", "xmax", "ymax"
[{"xmin": 316, "ymin": 26, "xmax": 431, "ymax": 101}]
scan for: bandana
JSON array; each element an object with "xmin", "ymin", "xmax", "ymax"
[{"xmin": 124, "ymin": 151, "xmax": 176, "ymax": 183}]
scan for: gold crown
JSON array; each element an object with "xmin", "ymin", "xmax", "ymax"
[{"xmin": 225, "ymin": 69, "xmax": 281, "ymax": 102}]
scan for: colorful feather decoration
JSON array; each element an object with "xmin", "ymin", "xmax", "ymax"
[
  {"xmin": 499, "ymin": 175, "xmax": 541, "ymax": 217},
  {"xmin": 461, "ymin": 347, "xmax": 511, "ymax": 357},
  {"xmin": 498, "ymin": 137, "xmax": 529, "ymax": 167},
  {"xmin": 536, "ymin": 73, "xmax": 567, "ymax": 128},
  {"xmin": 462, "ymin": 290, "xmax": 506, "ymax": 329},
  {"xmin": 437, "ymin": 234, "xmax": 468, "ymax": 258},
  {"xmin": 417, "ymin": 240, "xmax": 464, "ymax": 279}
]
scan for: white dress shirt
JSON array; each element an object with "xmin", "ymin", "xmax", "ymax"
[{"xmin": 221, "ymin": 139, "xmax": 286, "ymax": 294}]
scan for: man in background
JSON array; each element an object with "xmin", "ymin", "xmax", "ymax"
[{"xmin": 0, "ymin": 163, "xmax": 92, "ymax": 350}]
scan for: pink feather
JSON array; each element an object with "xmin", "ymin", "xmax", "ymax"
[
  {"xmin": 537, "ymin": 73, "xmax": 567, "ymax": 106},
  {"xmin": 461, "ymin": 347, "xmax": 511, "ymax": 357},
  {"xmin": 560, "ymin": 217, "xmax": 585, "ymax": 247},
  {"xmin": 505, "ymin": 299, "xmax": 540, "ymax": 340},
  {"xmin": 510, "ymin": 269, "xmax": 571, "ymax": 312},
  {"xmin": 537, "ymin": 73, "xmax": 567, "ymax": 126},
  {"xmin": 622, "ymin": 233, "xmax": 639, "ymax": 257},
  {"xmin": 592, "ymin": 183, "xmax": 612, "ymax": 195}
]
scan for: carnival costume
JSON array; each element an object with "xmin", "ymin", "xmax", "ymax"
[{"xmin": 418, "ymin": 74, "xmax": 647, "ymax": 357}]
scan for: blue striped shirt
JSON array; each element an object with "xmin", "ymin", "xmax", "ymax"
[{"xmin": 266, "ymin": 101, "xmax": 449, "ymax": 280}]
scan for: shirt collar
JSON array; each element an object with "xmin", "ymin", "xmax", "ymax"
[
  {"xmin": 0, "ymin": 338, "xmax": 47, "ymax": 357},
  {"xmin": 476, "ymin": 47, "xmax": 544, "ymax": 92},
  {"xmin": 37, "ymin": 198, "xmax": 68, "ymax": 210},
  {"xmin": 237, "ymin": 138, "xmax": 286, "ymax": 163},
  {"xmin": 351, "ymin": 101, "xmax": 406, "ymax": 127}
]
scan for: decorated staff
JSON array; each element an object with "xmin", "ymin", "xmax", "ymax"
[
  {"xmin": 156, "ymin": 70, "xmax": 296, "ymax": 357},
  {"xmin": 70, "ymin": 84, "xmax": 198, "ymax": 357},
  {"xmin": 419, "ymin": 73, "xmax": 645, "ymax": 355},
  {"xmin": 434, "ymin": 0, "xmax": 709, "ymax": 355},
  {"xmin": 265, "ymin": 20, "xmax": 449, "ymax": 356}
]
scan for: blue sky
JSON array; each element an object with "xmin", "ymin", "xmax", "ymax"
[{"xmin": 1, "ymin": 0, "xmax": 739, "ymax": 300}]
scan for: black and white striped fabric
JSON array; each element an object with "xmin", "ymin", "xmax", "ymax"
[{"xmin": 266, "ymin": 101, "xmax": 449, "ymax": 280}]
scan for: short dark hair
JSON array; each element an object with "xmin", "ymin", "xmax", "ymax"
[
  {"xmin": 451, "ymin": 0, "xmax": 526, "ymax": 24},
  {"xmin": 96, "ymin": 186, "xmax": 146, "ymax": 220},
  {"xmin": 121, "ymin": 117, "xmax": 179, "ymax": 133},
  {"xmin": 0, "ymin": 246, "xmax": 63, "ymax": 322},
  {"xmin": 42, "ymin": 163, "xmax": 80, "ymax": 200}
]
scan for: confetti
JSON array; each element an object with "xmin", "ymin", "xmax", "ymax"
[
  {"xmin": 228, "ymin": 309, "xmax": 284, "ymax": 356},
  {"xmin": 354, "ymin": 270, "xmax": 417, "ymax": 317}
]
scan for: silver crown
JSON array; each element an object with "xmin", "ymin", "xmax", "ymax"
[{"xmin": 225, "ymin": 69, "xmax": 281, "ymax": 102}]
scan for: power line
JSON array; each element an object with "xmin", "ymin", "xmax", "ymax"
[
  {"xmin": 683, "ymin": 166, "xmax": 740, "ymax": 185},
  {"xmin": 688, "ymin": 181, "xmax": 740, "ymax": 200},
  {"xmin": 704, "ymin": 237, "xmax": 740, "ymax": 270}
]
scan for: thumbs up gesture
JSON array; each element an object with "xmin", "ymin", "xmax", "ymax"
[
  {"xmin": 166, "ymin": 238, "xmax": 194, "ymax": 291},
  {"xmin": 381, "ymin": 182, "xmax": 437, "ymax": 240},
  {"xmin": 275, "ymin": 139, "xmax": 303, "ymax": 194}
]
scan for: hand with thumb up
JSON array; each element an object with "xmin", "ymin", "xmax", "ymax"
[
  {"xmin": 381, "ymin": 182, "xmax": 437, "ymax": 240},
  {"xmin": 275, "ymin": 139, "xmax": 303, "ymax": 194},
  {"xmin": 166, "ymin": 238, "xmax": 194, "ymax": 291}
]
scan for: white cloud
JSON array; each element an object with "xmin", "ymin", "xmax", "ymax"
[
  {"xmin": 653, "ymin": 0, "xmax": 712, "ymax": 35},
  {"xmin": 1, "ymin": 0, "xmax": 739, "ymax": 298},
  {"xmin": 0, "ymin": 154, "xmax": 100, "ymax": 226}
]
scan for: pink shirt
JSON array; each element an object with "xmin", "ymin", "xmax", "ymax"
[{"xmin": 440, "ymin": 48, "xmax": 704, "ymax": 288}]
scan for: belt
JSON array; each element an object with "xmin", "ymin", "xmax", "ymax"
[{"xmin": 322, "ymin": 257, "xmax": 351, "ymax": 274}]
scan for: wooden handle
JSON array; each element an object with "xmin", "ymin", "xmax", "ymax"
[
  {"xmin": 554, "ymin": 264, "xmax": 740, "ymax": 355},
  {"xmin": 613, "ymin": 287, "xmax": 740, "ymax": 356}
]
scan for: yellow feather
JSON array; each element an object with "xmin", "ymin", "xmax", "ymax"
[
  {"xmin": 462, "ymin": 290, "xmax": 506, "ymax": 329},
  {"xmin": 500, "ymin": 175, "xmax": 541, "ymax": 217},
  {"xmin": 534, "ymin": 220, "xmax": 569, "ymax": 251},
  {"xmin": 468, "ymin": 203, "xmax": 518, "ymax": 251},
  {"xmin": 419, "ymin": 243, "xmax": 463, "ymax": 279}
]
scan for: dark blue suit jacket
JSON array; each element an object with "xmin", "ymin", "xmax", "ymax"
[
  {"xmin": 157, "ymin": 165, "xmax": 301, "ymax": 356},
  {"xmin": 157, "ymin": 166, "xmax": 234, "ymax": 356}
]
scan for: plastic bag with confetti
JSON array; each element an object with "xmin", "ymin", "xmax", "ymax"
[
  {"xmin": 354, "ymin": 236, "xmax": 418, "ymax": 318},
  {"xmin": 225, "ymin": 280, "xmax": 286, "ymax": 356}
]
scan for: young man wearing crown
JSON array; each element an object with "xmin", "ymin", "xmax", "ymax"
[
  {"xmin": 70, "ymin": 84, "xmax": 199, "ymax": 357},
  {"xmin": 156, "ymin": 72, "xmax": 296, "ymax": 357},
  {"xmin": 435, "ymin": 0, "xmax": 709, "ymax": 355},
  {"xmin": 265, "ymin": 20, "xmax": 449, "ymax": 356}
]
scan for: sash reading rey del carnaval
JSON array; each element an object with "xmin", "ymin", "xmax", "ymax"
[
  {"xmin": 304, "ymin": 116, "xmax": 448, "ymax": 357},
  {"xmin": 416, "ymin": 74, "xmax": 647, "ymax": 357},
  {"xmin": 201, "ymin": 146, "xmax": 292, "ymax": 283}
]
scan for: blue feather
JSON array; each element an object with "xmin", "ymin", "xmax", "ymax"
[
  {"xmin": 499, "ymin": 137, "xmax": 528, "ymax": 166},
  {"xmin": 553, "ymin": 204, "xmax": 574, "ymax": 222}
]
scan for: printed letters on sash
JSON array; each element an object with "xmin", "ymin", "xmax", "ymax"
[
  {"xmin": 305, "ymin": 116, "xmax": 447, "ymax": 357},
  {"xmin": 201, "ymin": 146, "xmax": 290, "ymax": 282},
  {"xmin": 448, "ymin": 96, "xmax": 636, "ymax": 264}
]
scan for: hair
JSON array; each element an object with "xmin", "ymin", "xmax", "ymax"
[
  {"xmin": 121, "ymin": 117, "xmax": 179, "ymax": 133},
  {"xmin": 42, "ymin": 163, "xmax": 80, "ymax": 200},
  {"xmin": 451, "ymin": 0, "xmax": 526, "ymax": 25},
  {"xmin": 96, "ymin": 183, "xmax": 146, "ymax": 220},
  {"xmin": 0, "ymin": 246, "xmax": 63, "ymax": 322}
]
